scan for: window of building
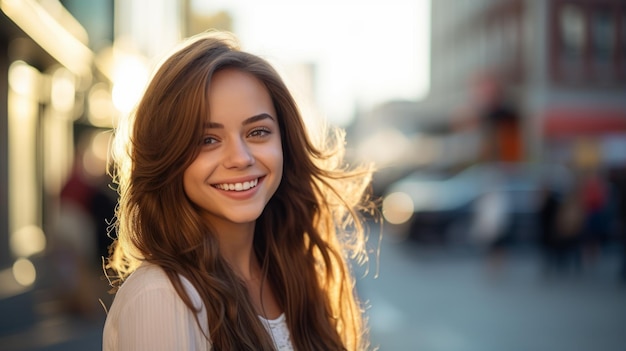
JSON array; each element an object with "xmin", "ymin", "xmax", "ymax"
[
  {"xmin": 557, "ymin": 4, "xmax": 586, "ymax": 82},
  {"xmin": 560, "ymin": 4, "xmax": 586, "ymax": 60},
  {"xmin": 621, "ymin": 11, "xmax": 626, "ymax": 76},
  {"xmin": 551, "ymin": 0, "xmax": 625, "ymax": 85},
  {"xmin": 590, "ymin": 8, "xmax": 615, "ymax": 82}
]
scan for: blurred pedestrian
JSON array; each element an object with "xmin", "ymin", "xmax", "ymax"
[
  {"xmin": 470, "ymin": 188, "xmax": 512, "ymax": 276},
  {"xmin": 470, "ymin": 70, "xmax": 523, "ymax": 163},
  {"xmin": 538, "ymin": 181, "xmax": 582, "ymax": 276},
  {"xmin": 49, "ymin": 138, "xmax": 116, "ymax": 319},
  {"xmin": 102, "ymin": 31, "xmax": 376, "ymax": 350},
  {"xmin": 579, "ymin": 169, "xmax": 611, "ymax": 267},
  {"xmin": 538, "ymin": 186, "xmax": 560, "ymax": 272},
  {"xmin": 609, "ymin": 167, "xmax": 626, "ymax": 282}
]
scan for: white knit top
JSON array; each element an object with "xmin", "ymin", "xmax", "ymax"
[{"xmin": 102, "ymin": 263, "xmax": 294, "ymax": 350}]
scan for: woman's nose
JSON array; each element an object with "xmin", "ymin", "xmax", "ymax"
[{"xmin": 223, "ymin": 137, "xmax": 255, "ymax": 169}]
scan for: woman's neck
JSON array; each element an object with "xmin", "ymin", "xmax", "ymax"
[
  {"xmin": 209, "ymin": 219, "xmax": 280, "ymax": 317},
  {"xmin": 213, "ymin": 220, "xmax": 258, "ymax": 280}
]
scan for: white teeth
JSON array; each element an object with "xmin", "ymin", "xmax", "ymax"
[{"xmin": 215, "ymin": 178, "xmax": 258, "ymax": 192}]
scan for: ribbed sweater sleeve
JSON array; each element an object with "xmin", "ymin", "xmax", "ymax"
[{"xmin": 103, "ymin": 263, "xmax": 210, "ymax": 351}]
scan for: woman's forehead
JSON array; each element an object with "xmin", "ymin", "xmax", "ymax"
[{"xmin": 203, "ymin": 69, "xmax": 276, "ymax": 126}]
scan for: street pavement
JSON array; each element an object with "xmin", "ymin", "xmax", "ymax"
[
  {"xmin": 1, "ymin": 228, "xmax": 624, "ymax": 351},
  {"xmin": 0, "ymin": 263, "xmax": 106, "ymax": 351},
  {"xmin": 356, "ymin": 231, "xmax": 626, "ymax": 351}
]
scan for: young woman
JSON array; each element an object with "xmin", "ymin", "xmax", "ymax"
[{"xmin": 103, "ymin": 31, "xmax": 376, "ymax": 351}]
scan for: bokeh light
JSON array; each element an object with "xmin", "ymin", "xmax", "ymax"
[
  {"xmin": 10, "ymin": 225, "xmax": 46, "ymax": 258},
  {"xmin": 12, "ymin": 258, "xmax": 37, "ymax": 287},
  {"xmin": 382, "ymin": 192, "xmax": 414, "ymax": 225}
]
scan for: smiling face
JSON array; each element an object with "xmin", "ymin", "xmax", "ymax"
[{"xmin": 183, "ymin": 68, "xmax": 283, "ymax": 234}]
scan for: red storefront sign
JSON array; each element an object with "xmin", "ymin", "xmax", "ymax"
[{"xmin": 543, "ymin": 107, "xmax": 626, "ymax": 138}]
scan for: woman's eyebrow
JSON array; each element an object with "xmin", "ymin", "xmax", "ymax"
[
  {"xmin": 243, "ymin": 113, "xmax": 275, "ymax": 125},
  {"xmin": 204, "ymin": 113, "xmax": 275, "ymax": 129}
]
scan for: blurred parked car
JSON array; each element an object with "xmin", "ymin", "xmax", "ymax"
[{"xmin": 382, "ymin": 162, "xmax": 573, "ymax": 247}]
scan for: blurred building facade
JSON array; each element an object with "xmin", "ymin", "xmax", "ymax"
[
  {"xmin": 0, "ymin": 0, "xmax": 112, "ymax": 339},
  {"xmin": 0, "ymin": 0, "xmax": 200, "ymax": 347},
  {"xmin": 0, "ymin": 0, "xmax": 103, "ymax": 274},
  {"xmin": 426, "ymin": 0, "xmax": 626, "ymax": 169}
]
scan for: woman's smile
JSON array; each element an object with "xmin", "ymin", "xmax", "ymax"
[{"xmin": 212, "ymin": 176, "xmax": 261, "ymax": 191}]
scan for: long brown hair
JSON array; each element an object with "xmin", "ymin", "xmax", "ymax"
[{"xmin": 108, "ymin": 31, "xmax": 377, "ymax": 350}]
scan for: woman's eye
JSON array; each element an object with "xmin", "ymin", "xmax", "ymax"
[
  {"xmin": 249, "ymin": 128, "xmax": 270, "ymax": 138},
  {"xmin": 201, "ymin": 136, "xmax": 218, "ymax": 145}
]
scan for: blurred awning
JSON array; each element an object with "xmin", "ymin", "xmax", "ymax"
[
  {"xmin": 1, "ymin": 0, "xmax": 93, "ymax": 79},
  {"xmin": 543, "ymin": 106, "xmax": 626, "ymax": 138}
]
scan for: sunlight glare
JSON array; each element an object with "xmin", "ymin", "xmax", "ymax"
[
  {"xmin": 191, "ymin": 0, "xmax": 430, "ymax": 126},
  {"xmin": 112, "ymin": 55, "xmax": 148, "ymax": 114}
]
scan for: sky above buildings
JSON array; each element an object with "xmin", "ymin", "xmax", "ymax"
[{"xmin": 191, "ymin": 0, "xmax": 430, "ymax": 126}]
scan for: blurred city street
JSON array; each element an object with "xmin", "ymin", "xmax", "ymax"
[
  {"xmin": 1, "ymin": 224, "xmax": 624, "ymax": 351},
  {"xmin": 2, "ymin": 0, "xmax": 626, "ymax": 350},
  {"xmin": 0, "ymin": 254, "xmax": 107, "ymax": 351},
  {"xmin": 358, "ymin": 227, "xmax": 626, "ymax": 351}
]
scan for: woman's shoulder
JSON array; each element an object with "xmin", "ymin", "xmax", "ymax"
[
  {"xmin": 113, "ymin": 262, "xmax": 172, "ymax": 298},
  {"xmin": 103, "ymin": 263, "xmax": 211, "ymax": 350},
  {"xmin": 109, "ymin": 262, "xmax": 203, "ymax": 310},
  {"xmin": 125, "ymin": 261, "xmax": 170, "ymax": 284}
]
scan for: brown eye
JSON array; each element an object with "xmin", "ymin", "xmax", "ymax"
[
  {"xmin": 248, "ymin": 127, "xmax": 271, "ymax": 138},
  {"xmin": 201, "ymin": 136, "xmax": 219, "ymax": 145}
]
